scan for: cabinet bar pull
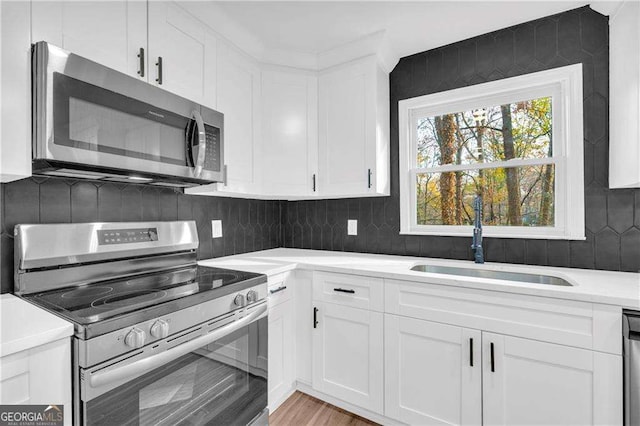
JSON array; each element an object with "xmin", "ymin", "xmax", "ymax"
[
  {"xmin": 367, "ymin": 168, "xmax": 372, "ymax": 188},
  {"xmin": 156, "ymin": 56, "xmax": 163, "ymax": 85},
  {"xmin": 469, "ymin": 338, "xmax": 474, "ymax": 367},
  {"xmin": 137, "ymin": 47, "xmax": 145, "ymax": 77},
  {"xmin": 269, "ymin": 286, "xmax": 287, "ymax": 294},
  {"xmin": 490, "ymin": 342, "xmax": 495, "ymax": 372},
  {"xmin": 312, "ymin": 174, "xmax": 316, "ymax": 192},
  {"xmin": 333, "ymin": 288, "xmax": 355, "ymax": 294},
  {"xmin": 313, "ymin": 307, "xmax": 319, "ymax": 328}
]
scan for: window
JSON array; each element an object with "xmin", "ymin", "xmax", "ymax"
[{"xmin": 398, "ymin": 64, "xmax": 584, "ymax": 239}]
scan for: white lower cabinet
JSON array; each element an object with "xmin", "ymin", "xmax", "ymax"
[
  {"xmin": 0, "ymin": 338, "xmax": 72, "ymax": 425},
  {"xmin": 385, "ymin": 314, "xmax": 481, "ymax": 425},
  {"xmin": 268, "ymin": 274, "xmax": 296, "ymax": 412},
  {"xmin": 268, "ymin": 299, "xmax": 295, "ymax": 412},
  {"xmin": 482, "ymin": 333, "xmax": 622, "ymax": 426},
  {"xmin": 312, "ymin": 301, "xmax": 384, "ymax": 414},
  {"xmin": 384, "ymin": 315, "xmax": 622, "ymax": 426}
]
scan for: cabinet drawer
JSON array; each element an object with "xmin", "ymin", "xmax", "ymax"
[
  {"xmin": 313, "ymin": 272, "xmax": 383, "ymax": 312},
  {"xmin": 268, "ymin": 273, "xmax": 291, "ymax": 307},
  {"xmin": 386, "ymin": 279, "xmax": 621, "ymax": 355}
]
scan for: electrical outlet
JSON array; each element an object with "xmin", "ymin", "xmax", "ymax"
[
  {"xmin": 212, "ymin": 220, "xmax": 223, "ymax": 238},
  {"xmin": 347, "ymin": 220, "xmax": 358, "ymax": 236}
]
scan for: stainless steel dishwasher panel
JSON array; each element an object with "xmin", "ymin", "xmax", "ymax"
[{"xmin": 624, "ymin": 311, "xmax": 640, "ymax": 426}]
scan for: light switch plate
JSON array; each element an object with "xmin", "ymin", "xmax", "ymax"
[
  {"xmin": 212, "ymin": 220, "xmax": 223, "ymax": 238},
  {"xmin": 348, "ymin": 220, "xmax": 358, "ymax": 236}
]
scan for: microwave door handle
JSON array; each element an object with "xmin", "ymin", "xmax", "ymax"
[
  {"xmin": 89, "ymin": 303, "xmax": 267, "ymax": 389},
  {"xmin": 190, "ymin": 109, "xmax": 207, "ymax": 178}
]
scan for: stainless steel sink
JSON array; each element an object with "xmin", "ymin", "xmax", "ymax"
[{"xmin": 410, "ymin": 265, "xmax": 573, "ymax": 286}]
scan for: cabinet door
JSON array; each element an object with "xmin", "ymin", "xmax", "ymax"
[
  {"xmin": 483, "ymin": 333, "xmax": 622, "ymax": 426},
  {"xmin": 385, "ymin": 314, "xmax": 482, "ymax": 425},
  {"xmin": 318, "ymin": 58, "xmax": 376, "ymax": 196},
  {"xmin": 216, "ymin": 43, "xmax": 262, "ymax": 194},
  {"xmin": 268, "ymin": 299, "xmax": 295, "ymax": 412},
  {"xmin": 262, "ymin": 68, "xmax": 318, "ymax": 197},
  {"xmin": 31, "ymin": 1, "xmax": 146, "ymax": 78},
  {"xmin": 147, "ymin": 2, "xmax": 217, "ymax": 107},
  {"xmin": 1, "ymin": 0, "xmax": 31, "ymax": 182},
  {"xmin": 312, "ymin": 302, "xmax": 383, "ymax": 414}
]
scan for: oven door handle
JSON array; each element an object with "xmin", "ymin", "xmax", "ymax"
[{"xmin": 89, "ymin": 303, "xmax": 267, "ymax": 389}]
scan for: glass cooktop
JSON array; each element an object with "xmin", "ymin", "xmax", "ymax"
[{"xmin": 26, "ymin": 266, "xmax": 265, "ymax": 326}]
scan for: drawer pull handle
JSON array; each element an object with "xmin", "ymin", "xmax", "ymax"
[
  {"xmin": 469, "ymin": 338, "xmax": 474, "ymax": 367},
  {"xmin": 333, "ymin": 288, "xmax": 355, "ymax": 294},
  {"xmin": 313, "ymin": 307, "xmax": 319, "ymax": 329},
  {"xmin": 490, "ymin": 342, "xmax": 495, "ymax": 372},
  {"xmin": 270, "ymin": 286, "xmax": 287, "ymax": 294}
]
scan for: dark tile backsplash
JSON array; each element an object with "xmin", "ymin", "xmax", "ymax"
[
  {"xmin": 0, "ymin": 177, "xmax": 283, "ymax": 293},
  {"xmin": 1, "ymin": 7, "xmax": 638, "ymax": 295},
  {"xmin": 282, "ymin": 6, "xmax": 640, "ymax": 273}
]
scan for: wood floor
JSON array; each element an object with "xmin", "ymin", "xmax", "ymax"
[{"xmin": 269, "ymin": 391, "xmax": 379, "ymax": 426}]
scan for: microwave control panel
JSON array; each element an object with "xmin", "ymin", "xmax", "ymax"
[{"xmin": 204, "ymin": 125, "xmax": 220, "ymax": 172}]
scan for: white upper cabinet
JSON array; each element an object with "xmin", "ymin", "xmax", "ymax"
[
  {"xmin": 261, "ymin": 67, "xmax": 318, "ymax": 197},
  {"xmin": 1, "ymin": 0, "xmax": 31, "ymax": 182},
  {"xmin": 610, "ymin": 0, "xmax": 640, "ymax": 188},
  {"xmin": 482, "ymin": 333, "xmax": 622, "ymax": 426},
  {"xmin": 147, "ymin": 2, "xmax": 217, "ymax": 108},
  {"xmin": 214, "ymin": 43, "xmax": 262, "ymax": 194},
  {"xmin": 32, "ymin": 1, "xmax": 147, "ymax": 79},
  {"xmin": 318, "ymin": 55, "xmax": 389, "ymax": 198}
]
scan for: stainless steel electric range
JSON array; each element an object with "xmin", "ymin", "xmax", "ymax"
[{"xmin": 14, "ymin": 221, "xmax": 268, "ymax": 426}]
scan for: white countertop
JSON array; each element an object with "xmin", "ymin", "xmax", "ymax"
[
  {"xmin": 200, "ymin": 248, "xmax": 640, "ymax": 309},
  {"xmin": 0, "ymin": 294, "xmax": 74, "ymax": 357}
]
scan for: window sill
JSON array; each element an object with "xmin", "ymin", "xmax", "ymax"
[{"xmin": 399, "ymin": 229, "xmax": 586, "ymax": 241}]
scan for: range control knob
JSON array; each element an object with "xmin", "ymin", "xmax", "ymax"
[
  {"xmin": 150, "ymin": 319, "xmax": 169, "ymax": 339},
  {"xmin": 246, "ymin": 290, "xmax": 258, "ymax": 304},
  {"xmin": 124, "ymin": 327, "xmax": 146, "ymax": 348},
  {"xmin": 233, "ymin": 294, "xmax": 245, "ymax": 307}
]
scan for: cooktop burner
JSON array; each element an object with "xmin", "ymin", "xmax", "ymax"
[{"xmin": 26, "ymin": 265, "xmax": 265, "ymax": 329}]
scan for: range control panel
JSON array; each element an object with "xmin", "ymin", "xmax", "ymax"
[{"xmin": 97, "ymin": 228, "xmax": 158, "ymax": 245}]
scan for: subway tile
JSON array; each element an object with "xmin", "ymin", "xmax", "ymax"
[
  {"xmin": 514, "ymin": 23, "xmax": 535, "ymax": 69},
  {"xmin": 525, "ymin": 240, "xmax": 547, "ymax": 266},
  {"xmin": 40, "ymin": 178, "xmax": 71, "ymax": 223},
  {"xmin": 4, "ymin": 178, "xmax": 39, "ymax": 232},
  {"xmin": 608, "ymin": 190, "xmax": 635, "ymax": 234},
  {"xmin": 534, "ymin": 18, "xmax": 558, "ymax": 66},
  {"xmin": 580, "ymin": 8, "xmax": 607, "ymax": 55},
  {"xmin": 557, "ymin": 11, "xmax": 581, "ymax": 62},
  {"xmin": 121, "ymin": 186, "xmax": 143, "ymax": 221},
  {"xmin": 595, "ymin": 228, "xmax": 620, "ymax": 271},
  {"xmin": 621, "ymin": 228, "xmax": 640, "ymax": 272},
  {"xmin": 71, "ymin": 182, "xmax": 98, "ymax": 223},
  {"xmin": 97, "ymin": 183, "xmax": 122, "ymax": 222},
  {"xmin": 141, "ymin": 187, "xmax": 160, "ymax": 221}
]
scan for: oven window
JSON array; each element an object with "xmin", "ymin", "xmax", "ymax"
[
  {"xmin": 53, "ymin": 72, "xmax": 191, "ymax": 167},
  {"xmin": 84, "ymin": 318, "xmax": 267, "ymax": 426}
]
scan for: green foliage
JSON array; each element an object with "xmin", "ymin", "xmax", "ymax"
[{"xmin": 415, "ymin": 97, "xmax": 554, "ymax": 227}]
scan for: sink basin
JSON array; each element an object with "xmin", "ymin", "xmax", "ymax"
[{"xmin": 410, "ymin": 265, "xmax": 573, "ymax": 286}]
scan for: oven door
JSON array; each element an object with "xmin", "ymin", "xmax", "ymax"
[
  {"xmin": 33, "ymin": 41, "xmax": 223, "ymax": 184},
  {"xmin": 79, "ymin": 303, "xmax": 267, "ymax": 426}
]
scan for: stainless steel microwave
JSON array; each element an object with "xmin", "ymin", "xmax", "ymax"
[{"xmin": 32, "ymin": 41, "xmax": 224, "ymax": 187}]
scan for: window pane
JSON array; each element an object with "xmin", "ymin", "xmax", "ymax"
[
  {"xmin": 416, "ymin": 97, "xmax": 552, "ymax": 168},
  {"xmin": 416, "ymin": 164, "xmax": 555, "ymax": 226}
]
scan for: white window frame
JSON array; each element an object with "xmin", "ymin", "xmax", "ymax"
[{"xmin": 398, "ymin": 64, "xmax": 585, "ymax": 240}]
